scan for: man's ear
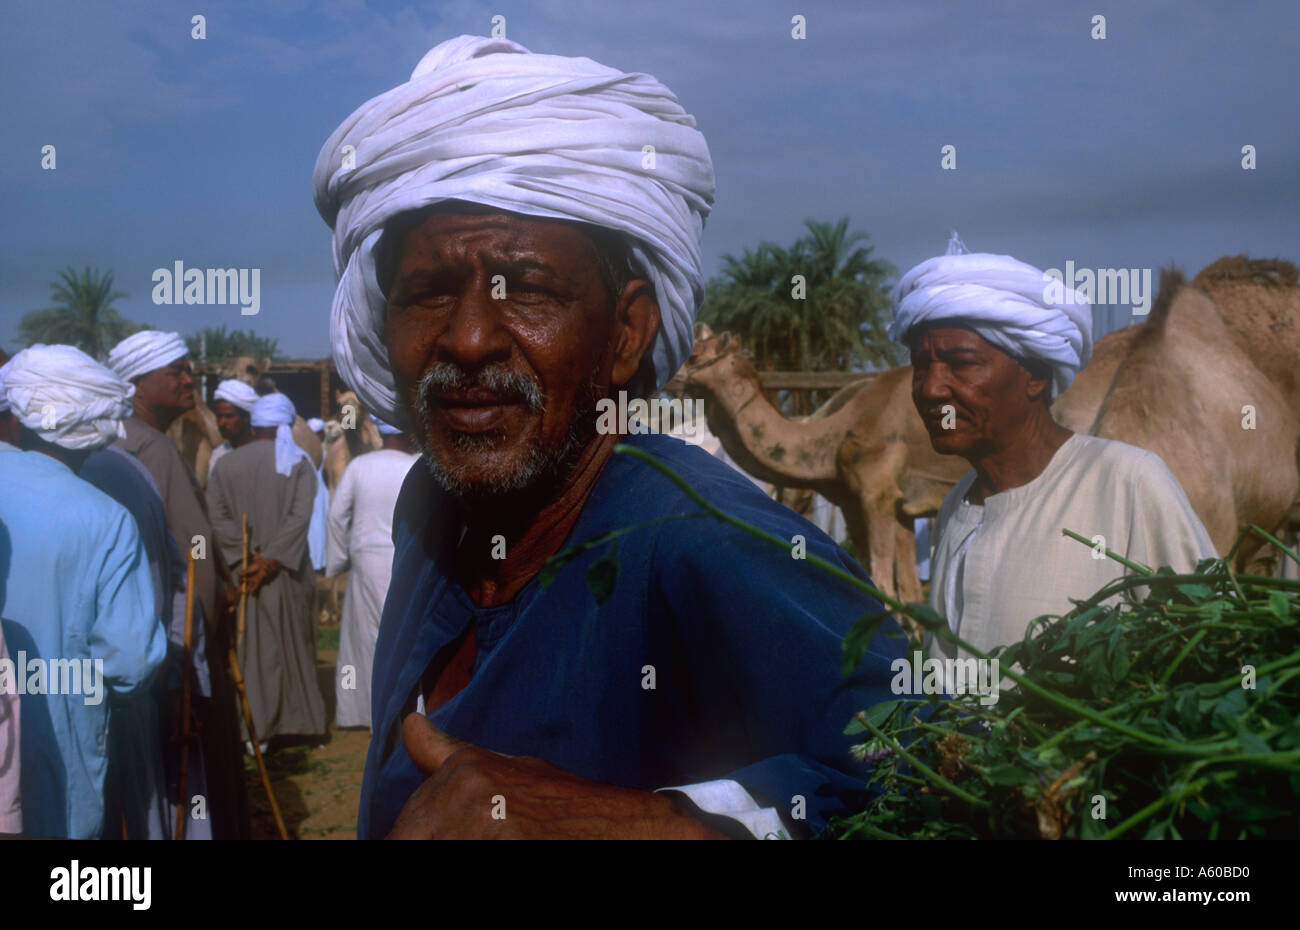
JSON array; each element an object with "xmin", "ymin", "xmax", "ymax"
[
  {"xmin": 1022, "ymin": 359, "xmax": 1053, "ymax": 403},
  {"xmin": 609, "ymin": 279, "xmax": 660, "ymax": 390}
]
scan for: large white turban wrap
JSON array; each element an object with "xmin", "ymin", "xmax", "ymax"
[
  {"xmin": 251, "ymin": 393, "xmax": 309, "ymax": 477},
  {"xmin": 213, "ymin": 379, "xmax": 259, "ymax": 413},
  {"xmin": 0, "ymin": 344, "xmax": 134, "ymax": 450},
  {"xmin": 312, "ymin": 35, "xmax": 715, "ymax": 426},
  {"xmin": 889, "ymin": 234, "xmax": 1093, "ymax": 399},
  {"xmin": 107, "ymin": 330, "xmax": 189, "ymax": 382}
]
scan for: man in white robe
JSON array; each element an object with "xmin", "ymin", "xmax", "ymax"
[
  {"xmin": 326, "ymin": 416, "xmax": 419, "ymax": 728},
  {"xmin": 890, "ymin": 235, "xmax": 1216, "ymax": 659}
]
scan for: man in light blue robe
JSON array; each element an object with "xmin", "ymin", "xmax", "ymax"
[{"xmin": 0, "ymin": 346, "xmax": 166, "ymax": 839}]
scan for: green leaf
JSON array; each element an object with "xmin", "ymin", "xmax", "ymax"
[
  {"xmin": 1211, "ymin": 689, "xmax": 1248, "ymax": 734},
  {"xmin": 1236, "ymin": 728, "xmax": 1271, "ymax": 755},
  {"xmin": 537, "ymin": 556, "xmax": 565, "ymax": 590},
  {"xmin": 983, "ymin": 765, "xmax": 1030, "ymax": 786},
  {"xmin": 1269, "ymin": 591, "xmax": 1294, "ymax": 622},
  {"xmin": 1174, "ymin": 583, "xmax": 1214, "ymax": 603},
  {"xmin": 849, "ymin": 700, "xmax": 903, "ymax": 734},
  {"xmin": 841, "ymin": 611, "xmax": 890, "ymax": 675},
  {"xmin": 584, "ymin": 541, "xmax": 619, "ymax": 605}
]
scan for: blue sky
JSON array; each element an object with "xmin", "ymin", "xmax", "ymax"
[{"xmin": 2, "ymin": 0, "xmax": 1297, "ymax": 359}]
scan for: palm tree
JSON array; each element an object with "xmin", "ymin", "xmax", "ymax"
[
  {"xmin": 186, "ymin": 326, "xmax": 280, "ymax": 363},
  {"xmin": 17, "ymin": 266, "xmax": 143, "ymax": 359},
  {"xmin": 703, "ymin": 243, "xmax": 803, "ymax": 371},
  {"xmin": 699, "ymin": 219, "xmax": 901, "ymax": 412}
]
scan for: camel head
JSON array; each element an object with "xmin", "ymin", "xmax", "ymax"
[
  {"xmin": 334, "ymin": 388, "xmax": 383, "ymax": 452},
  {"xmin": 218, "ymin": 355, "xmax": 270, "ymax": 386},
  {"xmin": 683, "ymin": 323, "xmax": 755, "ymax": 394}
]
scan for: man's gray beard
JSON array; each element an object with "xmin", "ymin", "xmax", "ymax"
[{"xmin": 414, "ymin": 361, "xmax": 600, "ymax": 506}]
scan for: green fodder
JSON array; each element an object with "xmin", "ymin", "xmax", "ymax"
[{"xmin": 825, "ymin": 527, "xmax": 1300, "ymax": 840}]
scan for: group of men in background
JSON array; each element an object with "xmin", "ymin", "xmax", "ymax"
[{"xmin": 0, "ymin": 329, "xmax": 411, "ymax": 838}]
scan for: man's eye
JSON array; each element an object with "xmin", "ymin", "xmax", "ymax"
[{"xmin": 510, "ymin": 281, "xmax": 553, "ymax": 298}]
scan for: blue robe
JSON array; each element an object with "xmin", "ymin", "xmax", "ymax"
[
  {"xmin": 0, "ymin": 445, "xmax": 165, "ymax": 839},
  {"xmin": 359, "ymin": 432, "xmax": 905, "ymax": 839}
]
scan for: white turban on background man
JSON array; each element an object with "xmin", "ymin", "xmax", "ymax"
[
  {"xmin": 889, "ymin": 234, "xmax": 1093, "ymax": 400},
  {"xmin": 0, "ymin": 344, "xmax": 134, "ymax": 450},
  {"xmin": 312, "ymin": 34, "xmax": 716, "ymax": 427},
  {"xmin": 251, "ymin": 393, "xmax": 309, "ymax": 477},
  {"xmin": 107, "ymin": 330, "xmax": 189, "ymax": 382},
  {"xmin": 213, "ymin": 379, "xmax": 259, "ymax": 413},
  {"xmin": 369, "ymin": 413, "xmax": 402, "ymax": 436}
]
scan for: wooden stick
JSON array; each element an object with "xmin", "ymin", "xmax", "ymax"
[
  {"xmin": 227, "ymin": 644, "xmax": 289, "ymax": 840},
  {"xmin": 237, "ymin": 512, "xmax": 249, "ymax": 647},
  {"xmin": 174, "ymin": 550, "xmax": 196, "ymax": 841}
]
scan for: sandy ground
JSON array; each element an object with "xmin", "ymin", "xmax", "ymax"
[{"xmin": 243, "ymin": 622, "xmax": 368, "ymax": 840}]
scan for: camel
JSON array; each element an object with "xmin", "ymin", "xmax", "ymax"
[
  {"xmin": 1091, "ymin": 265, "xmax": 1300, "ymax": 569},
  {"xmin": 1050, "ymin": 327, "xmax": 1139, "ymax": 433},
  {"xmin": 167, "ymin": 400, "xmax": 223, "ymax": 490},
  {"xmin": 1192, "ymin": 256, "xmax": 1300, "ymax": 408},
  {"xmin": 322, "ymin": 388, "xmax": 383, "ymax": 490},
  {"xmin": 682, "ymin": 324, "xmax": 968, "ymax": 603}
]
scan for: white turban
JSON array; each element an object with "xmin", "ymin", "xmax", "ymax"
[
  {"xmin": 889, "ymin": 234, "xmax": 1093, "ymax": 399},
  {"xmin": 0, "ymin": 344, "xmax": 134, "ymax": 450},
  {"xmin": 213, "ymin": 379, "xmax": 259, "ymax": 413},
  {"xmin": 251, "ymin": 394, "xmax": 309, "ymax": 477},
  {"xmin": 312, "ymin": 34, "xmax": 715, "ymax": 427},
  {"xmin": 107, "ymin": 331, "xmax": 189, "ymax": 382}
]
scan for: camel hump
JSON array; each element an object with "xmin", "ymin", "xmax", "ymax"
[
  {"xmin": 1146, "ymin": 266, "xmax": 1188, "ymax": 329},
  {"xmin": 1193, "ymin": 255, "xmax": 1299, "ymax": 290}
]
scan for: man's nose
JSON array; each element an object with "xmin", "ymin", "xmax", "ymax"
[
  {"xmin": 437, "ymin": 277, "xmax": 511, "ymax": 367},
  {"xmin": 915, "ymin": 364, "xmax": 950, "ymax": 402}
]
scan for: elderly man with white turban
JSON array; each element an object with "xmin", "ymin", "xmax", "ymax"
[
  {"xmin": 206, "ymin": 393, "xmax": 328, "ymax": 749},
  {"xmin": 315, "ymin": 35, "xmax": 906, "ymax": 841},
  {"xmin": 0, "ymin": 345, "xmax": 166, "ymax": 838},
  {"xmin": 890, "ymin": 235, "xmax": 1214, "ymax": 661},
  {"xmin": 108, "ymin": 330, "xmax": 251, "ymax": 839}
]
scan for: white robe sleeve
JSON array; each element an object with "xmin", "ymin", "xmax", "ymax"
[{"xmin": 326, "ymin": 461, "xmax": 357, "ymax": 577}]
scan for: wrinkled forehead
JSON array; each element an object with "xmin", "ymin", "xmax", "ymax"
[
  {"xmin": 906, "ymin": 322, "xmax": 997, "ymax": 354},
  {"xmin": 377, "ymin": 201, "xmax": 606, "ymax": 289},
  {"xmin": 399, "ymin": 202, "xmax": 598, "ymax": 257}
]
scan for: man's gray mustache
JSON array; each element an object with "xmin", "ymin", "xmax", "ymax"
[{"xmin": 416, "ymin": 362, "xmax": 545, "ymax": 415}]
